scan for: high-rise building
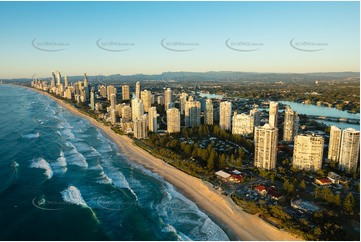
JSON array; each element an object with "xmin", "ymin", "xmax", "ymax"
[
  {"xmin": 115, "ymin": 103, "xmax": 125, "ymax": 117},
  {"xmin": 110, "ymin": 109, "xmax": 117, "ymax": 124},
  {"xmin": 51, "ymin": 72, "xmax": 56, "ymax": 87},
  {"xmin": 90, "ymin": 88, "xmax": 95, "ymax": 110},
  {"xmin": 232, "ymin": 112, "xmax": 252, "ymax": 135},
  {"xmin": 205, "ymin": 99, "xmax": 213, "ymax": 125},
  {"xmin": 250, "ymin": 108, "xmax": 260, "ymax": 133},
  {"xmin": 164, "ymin": 88, "xmax": 173, "ymax": 110},
  {"xmin": 133, "ymin": 116, "xmax": 148, "ymax": 139},
  {"xmin": 121, "ymin": 105, "xmax": 132, "ymax": 123},
  {"xmin": 98, "ymin": 85, "xmax": 107, "ymax": 98},
  {"xmin": 83, "ymin": 73, "xmax": 88, "ymax": 88},
  {"xmin": 167, "ymin": 108, "xmax": 180, "ymax": 133},
  {"xmin": 339, "ymin": 128, "xmax": 360, "ymax": 173},
  {"xmin": 327, "ymin": 126, "xmax": 342, "ymax": 162},
  {"xmin": 135, "ymin": 81, "xmax": 141, "ymax": 99},
  {"xmin": 107, "ymin": 85, "xmax": 116, "ymax": 101},
  {"xmin": 122, "ymin": 85, "xmax": 130, "ymax": 100},
  {"xmin": 56, "ymin": 71, "xmax": 62, "ymax": 86},
  {"xmin": 64, "ymin": 76, "xmax": 69, "ymax": 88},
  {"xmin": 254, "ymin": 124, "xmax": 278, "ymax": 170},
  {"xmin": 148, "ymin": 107, "xmax": 158, "ymax": 132},
  {"xmin": 141, "ymin": 90, "xmax": 153, "ymax": 112},
  {"xmin": 157, "ymin": 95, "xmax": 164, "ymax": 105},
  {"xmin": 131, "ymin": 98, "xmax": 144, "ymax": 122},
  {"xmin": 283, "ymin": 106, "xmax": 299, "ymax": 142},
  {"xmin": 110, "ymin": 93, "xmax": 117, "ymax": 110},
  {"xmin": 180, "ymin": 92, "xmax": 188, "ymax": 114},
  {"xmin": 185, "ymin": 97, "xmax": 201, "ymax": 127},
  {"xmin": 293, "ymin": 134, "xmax": 324, "ymax": 171},
  {"xmin": 219, "ymin": 101, "xmax": 232, "ymax": 131},
  {"xmin": 269, "ymin": 101, "xmax": 278, "ymax": 128}
]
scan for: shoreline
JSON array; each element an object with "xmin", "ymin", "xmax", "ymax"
[{"xmin": 25, "ymin": 86, "xmax": 300, "ymax": 241}]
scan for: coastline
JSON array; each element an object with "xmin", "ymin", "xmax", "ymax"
[{"xmin": 26, "ymin": 86, "xmax": 301, "ymax": 241}]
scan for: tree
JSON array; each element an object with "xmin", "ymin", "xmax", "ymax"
[
  {"xmin": 314, "ymin": 187, "xmax": 320, "ymax": 199},
  {"xmin": 334, "ymin": 193, "xmax": 341, "ymax": 207},
  {"xmin": 207, "ymin": 150, "xmax": 217, "ymax": 170},
  {"xmin": 219, "ymin": 154, "xmax": 227, "ymax": 169},
  {"xmin": 288, "ymin": 183, "xmax": 295, "ymax": 194},
  {"xmin": 299, "ymin": 180, "xmax": 306, "ymax": 191},
  {"xmin": 283, "ymin": 179, "xmax": 289, "ymax": 192},
  {"xmin": 343, "ymin": 192, "xmax": 354, "ymax": 214}
]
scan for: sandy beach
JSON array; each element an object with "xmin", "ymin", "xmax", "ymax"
[{"xmin": 28, "ymin": 86, "xmax": 301, "ymax": 241}]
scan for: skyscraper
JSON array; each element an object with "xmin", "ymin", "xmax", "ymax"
[
  {"xmin": 141, "ymin": 90, "xmax": 153, "ymax": 113},
  {"xmin": 107, "ymin": 85, "xmax": 116, "ymax": 101},
  {"xmin": 98, "ymin": 85, "xmax": 107, "ymax": 98},
  {"xmin": 164, "ymin": 88, "xmax": 173, "ymax": 110},
  {"xmin": 283, "ymin": 106, "xmax": 299, "ymax": 142},
  {"xmin": 90, "ymin": 88, "xmax": 95, "ymax": 110},
  {"xmin": 135, "ymin": 81, "xmax": 141, "ymax": 99},
  {"xmin": 254, "ymin": 124, "xmax": 278, "ymax": 170},
  {"xmin": 249, "ymin": 108, "xmax": 260, "ymax": 133},
  {"xmin": 133, "ymin": 116, "xmax": 148, "ymax": 139},
  {"xmin": 64, "ymin": 76, "xmax": 69, "ymax": 88},
  {"xmin": 121, "ymin": 105, "xmax": 132, "ymax": 123},
  {"xmin": 167, "ymin": 108, "xmax": 180, "ymax": 133},
  {"xmin": 180, "ymin": 92, "xmax": 188, "ymax": 114},
  {"xmin": 185, "ymin": 97, "xmax": 201, "ymax": 127},
  {"xmin": 157, "ymin": 95, "xmax": 164, "ymax": 105},
  {"xmin": 110, "ymin": 109, "xmax": 117, "ymax": 124},
  {"xmin": 339, "ymin": 128, "xmax": 360, "ymax": 173},
  {"xmin": 83, "ymin": 73, "xmax": 88, "ymax": 88},
  {"xmin": 122, "ymin": 85, "xmax": 130, "ymax": 100},
  {"xmin": 269, "ymin": 101, "xmax": 278, "ymax": 128},
  {"xmin": 51, "ymin": 72, "xmax": 56, "ymax": 87},
  {"xmin": 110, "ymin": 93, "xmax": 117, "ymax": 110},
  {"xmin": 293, "ymin": 134, "xmax": 324, "ymax": 171},
  {"xmin": 131, "ymin": 98, "xmax": 144, "ymax": 122},
  {"xmin": 148, "ymin": 107, "xmax": 158, "ymax": 132},
  {"xmin": 219, "ymin": 101, "xmax": 232, "ymax": 131},
  {"xmin": 205, "ymin": 99, "xmax": 213, "ymax": 125},
  {"xmin": 232, "ymin": 112, "xmax": 252, "ymax": 135},
  {"xmin": 327, "ymin": 126, "xmax": 342, "ymax": 163},
  {"xmin": 56, "ymin": 71, "xmax": 62, "ymax": 86}
]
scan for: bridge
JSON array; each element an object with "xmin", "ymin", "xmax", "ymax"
[{"xmin": 307, "ymin": 115, "xmax": 359, "ymax": 124}]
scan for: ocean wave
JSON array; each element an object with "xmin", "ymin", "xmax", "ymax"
[
  {"xmin": 29, "ymin": 157, "xmax": 53, "ymax": 179},
  {"xmin": 64, "ymin": 142, "xmax": 88, "ymax": 168},
  {"xmin": 51, "ymin": 151, "xmax": 68, "ymax": 174},
  {"xmin": 22, "ymin": 132, "xmax": 40, "ymax": 139},
  {"xmin": 96, "ymin": 171, "xmax": 113, "ymax": 184},
  {"xmin": 60, "ymin": 129, "xmax": 75, "ymax": 140},
  {"xmin": 61, "ymin": 185, "xmax": 87, "ymax": 206}
]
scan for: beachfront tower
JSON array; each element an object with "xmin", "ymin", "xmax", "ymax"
[
  {"xmin": 269, "ymin": 101, "xmax": 278, "ymax": 128},
  {"xmin": 167, "ymin": 108, "xmax": 180, "ymax": 133},
  {"xmin": 254, "ymin": 124, "xmax": 278, "ymax": 170},
  {"xmin": 219, "ymin": 101, "xmax": 232, "ymax": 131},
  {"xmin": 205, "ymin": 99, "xmax": 214, "ymax": 125},
  {"xmin": 122, "ymin": 85, "xmax": 130, "ymax": 101},
  {"xmin": 327, "ymin": 126, "xmax": 342, "ymax": 163},
  {"xmin": 293, "ymin": 134, "xmax": 324, "ymax": 171},
  {"xmin": 283, "ymin": 106, "xmax": 299, "ymax": 142},
  {"xmin": 338, "ymin": 128, "xmax": 360, "ymax": 173}
]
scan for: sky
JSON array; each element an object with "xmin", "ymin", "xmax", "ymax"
[{"xmin": 0, "ymin": 1, "xmax": 359, "ymax": 78}]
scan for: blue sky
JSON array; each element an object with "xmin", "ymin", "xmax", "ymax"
[{"xmin": 0, "ymin": 1, "xmax": 359, "ymax": 78}]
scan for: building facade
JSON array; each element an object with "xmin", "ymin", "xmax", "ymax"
[
  {"xmin": 205, "ymin": 99, "xmax": 213, "ymax": 125},
  {"xmin": 283, "ymin": 106, "xmax": 299, "ymax": 142},
  {"xmin": 339, "ymin": 128, "xmax": 360, "ymax": 173},
  {"xmin": 327, "ymin": 126, "xmax": 342, "ymax": 163},
  {"xmin": 219, "ymin": 101, "xmax": 232, "ymax": 131},
  {"xmin": 269, "ymin": 101, "xmax": 278, "ymax": 128},
  {"xmin": 185, "ymin": 97, "xmax": 201, "ymax": 127},
  {"xmin": 167, "ymin": 108, "xmax": 180, "ymax": 133},
  {"xmin": 254, "ymin": 124, "xmax": 278, "ymax": 170},
  {"xmin": 293, "ymin": 134, "xmax": 324, "ymax": 171}
]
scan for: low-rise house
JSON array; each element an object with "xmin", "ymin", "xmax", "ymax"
[{"xmin": 315, "ymin": 178, "xmax": 332, "ymax": 186}]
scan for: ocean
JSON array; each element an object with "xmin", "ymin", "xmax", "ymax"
[{"xmin": 0, "ymin": 84, "xmax": 229, "ymax": 241}]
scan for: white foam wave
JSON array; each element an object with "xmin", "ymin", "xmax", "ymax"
[
  {"xmin": 96, "ymin": 171, "xmax": 113, "ymax": 184},
  {"xmin": 22, "ymin": 132, "xmax": 40, "ymax": 139},
  {"xmin": 29, "ymin": 157, "xmax": 53, "ymax": 179},
  {"xmin": 64, "ymin": 142, "xmax": 88, "ymax": 168},
  {"xmin": 61, "ymin": 186, "xmax": 87, "ymax": 206},
  {"xmin": 61, "ymin": 129, "xmax": 75, "ymax": 140}
]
